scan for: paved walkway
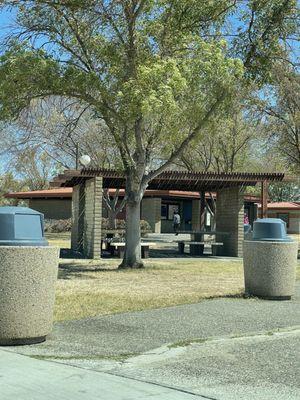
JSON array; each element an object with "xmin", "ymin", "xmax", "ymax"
[
  {"xmin": 0, "ymin": 349, "xmax": 201, "ymax": 400},
  {"xmin": 3, "ymin": 282, "xmax": 300, "ymax": 399}
]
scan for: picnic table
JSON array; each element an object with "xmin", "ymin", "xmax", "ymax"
[
  {"xmin": 176, "ymin": 231, "xmax": 230, "ymax": 255},
  {"xmin": 178, "ymin": 230, "xmax": 230, "ymax": 240}
]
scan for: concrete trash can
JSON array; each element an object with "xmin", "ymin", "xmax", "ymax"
[
  {"xmin": 0, "ymin": 207, "xmax": 59, "ymax": 345},
  {"xmin": 243, "ymin": 218, "xmax": 298, "ymax": 300}
]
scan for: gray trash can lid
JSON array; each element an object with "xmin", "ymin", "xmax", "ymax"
[
  {"xmin": 0, "ymin": 206, "xmax": 48, "ymax": 246},
  {"xmin": 252, "ymin": 218, "xmax": 292, "ymax": 242}
]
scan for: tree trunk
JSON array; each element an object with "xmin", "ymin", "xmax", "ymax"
[
  {"xmin": 119, "ymin": 198, "xmax": 143, "ymax": 269},
  {"xmin": 108, "ymin": 209, "xmax": 117, "ymax": 230}
]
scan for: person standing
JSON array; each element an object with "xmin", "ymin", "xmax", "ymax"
[{"xmin": 173, "ymin": 211, "xmax": 181, "ymax": 235}]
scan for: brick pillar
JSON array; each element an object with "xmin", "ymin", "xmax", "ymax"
[
  {"xmin": 216, "ymin": 187, "xmax": 244, "ymax": 257},
  {"xmin": 192, "ymin": 199, "xmax": 201, "ymax": 230},
  {"xmin": 83, "ymin": 177, "xmax": 103, "ymax": 259},
  {"xmin": 141, "ymin": 198, "xmax": 161, "ymax": 233}
]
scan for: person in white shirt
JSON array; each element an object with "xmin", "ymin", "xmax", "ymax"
[{"xmin": 173, "ymin": 211, "xmax": 181, "ymax": 235}]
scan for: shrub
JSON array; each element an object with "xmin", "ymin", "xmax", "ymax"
[
  {"xmin": 140, "ymin": 219, "xmax": 152, "ymax": 233},
  {"xmin": 101, "ymin": 218, "xmax": 152, "ymax": 233},
  {"xmin": 44, "ymin": 217, "xmax": 152, "ymax": 234},
  {"xmin": 44, "ymin": 218, "xmax": 72, "ymax": 233}
]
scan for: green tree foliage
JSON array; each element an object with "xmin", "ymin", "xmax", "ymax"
[
  {"xmin": 0, "ymin": 172, "xmax": 26, "ymax": 205},
  {"xmin": 262, "ymin": 67, "xmax": 300, "ymax": 174},
  {"xmin": 0, "ymin": 0, "xmax": 297, "ymax": 267},
  {"xmin": 177, "ymin": 92, "xmax": 259, "ymax": 173},
  {"xmin": 268, "ymin": 181, "xmax": 300, "ymax": 202}
]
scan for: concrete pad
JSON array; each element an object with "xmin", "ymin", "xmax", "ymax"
[
  {"xmin": 0, "ymin": 349, "xmax": 203, "ymax": 400},
  {"xmin": 106, "ymin": 328, "xmax": 300, "ymax": 400},
  {"xmin": 3, "ymin": 281, "xmax": 300, "ymax": 400}
]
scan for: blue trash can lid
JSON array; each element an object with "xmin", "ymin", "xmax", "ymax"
[
  {"xmin": 252, "ymin": 218, "xmax": 292, "ymax": 242},
  {"xmin": 0, "ymin": 206, "xmax": 48, "ymax": 246},
  {"xmin": 0, "ymin": 206, "xmax": 43, "ymax": 214}
]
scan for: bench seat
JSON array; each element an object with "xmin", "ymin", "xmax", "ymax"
[{"xmin": 109, "ymin": 242, "xmax": 156, "ymax": 259}]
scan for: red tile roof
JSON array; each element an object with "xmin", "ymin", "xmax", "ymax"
[
  {"xmin": 5, "ymin": 187, "xmax": 260, "ymax": 202},
  {"xmin": 258, "ymin": 202, "xmax": 300, "ymax": 210},
  {"xmin": 5, "ymin": 187, "xmax": 73, "ymax": 199}
]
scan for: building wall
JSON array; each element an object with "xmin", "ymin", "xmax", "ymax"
[
  {"xmin": 267, "ymin": 210, "xmax": 300, "ymax": 234},
  {"xmin": 191, "ymin": 199, "xmax": 201, "ymax": 230},
  {"xmin": 216, "ymin": 187, "xmax": 244, "ymax": 257},
  {"xmin": 29, "ymin": 199, "xmax": 72, "ymax": 219},
  {"xmin": 141, "ymin": 198, "xmax": 161, "ymax": 233}
]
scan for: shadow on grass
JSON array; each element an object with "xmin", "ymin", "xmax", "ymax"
[{"xmin": 58, "ymin": 263, "xmax": 120, "ymax": 280}]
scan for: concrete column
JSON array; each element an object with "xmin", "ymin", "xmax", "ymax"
[
  {"xmin": 141, "ymin": 198, "xmax": 161, "ymax": 233},
  {"xmin": 192, "ymin": 199, "xmax": 201, "ymax": 230},
  {"xmin": 83, "ymin": 177, "xmax": 103, "ymax": 259},
  {"xmin": 216, "ymin": 187, "xmax": 244, "ymax": 257}
]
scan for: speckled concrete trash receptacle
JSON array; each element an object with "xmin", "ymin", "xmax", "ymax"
[
  {"xmin": 243, "ymin": 240, "xmax": 298, "ymax": 300},
  {"xmin": 243, "ymin": 218, "xmax": 298, "ymax": 300},
  {"xmin": 0, "ymin": 246, "xmax": 59, "ymax": 345},
  {"xmin": 0, "ymin": 207, "xmax": 59, "ymax": 345}
]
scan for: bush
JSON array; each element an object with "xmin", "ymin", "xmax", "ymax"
[
  {"xmin": 44, "ymin": 217, "xmax": 152, "ymax": 234},
  {"xmin": 102, "ymin": 218, "xmax": 152, "ymax": 233},
  {"xmin": 140, "ymin": 219, "xmax": 152, "ymax": 233},
  {"xmin": 44, "ymin": 218, "xmax": 72, "ymax": 233}
]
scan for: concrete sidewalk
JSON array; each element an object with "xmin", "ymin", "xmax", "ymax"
[{"xmin": 0, "ymin": 348, "xmax": 204, "ymax": 400}]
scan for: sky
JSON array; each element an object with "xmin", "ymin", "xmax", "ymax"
[{"xmin": 0, "ymin": 6, "xmax": 16, "ymax": 40}]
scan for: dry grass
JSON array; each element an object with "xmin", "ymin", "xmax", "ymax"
[
  {"xmin": 54, "ymin": 259, "xmax": 244, "ymax": 322},
  {"xmin": 49, "ymin": 233, "xmax": 300, "ymax": 322},
  {"xmin": 46, "ymin": 232, "xmax": 71, "ymax": 249},
  {"xmin": 290, "ymin": 234, "xmax": 300, "ymax": 245}
]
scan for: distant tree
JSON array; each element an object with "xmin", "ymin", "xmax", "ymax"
[
  {"xmin": 0, "ymin": 172, "xmax": 27, "ymax": 205},
  {"xmin": 10, "ymin": 147, "xmax": 57, "ymax": 190},
  {"xmin": 268, "ymin": 181, "xmax": 300, "ymax": 202},
  {"xmin": 261, "ymin": 66, "xmax": 300, "ymax": 173},
  {"xmin": 175, "ymin": 94, "xmax": 259, "ymax": 228},
  {"xmin": 0, "ymin": 0, "xmax": 297, "ymax": 268},
  {"xmin": 177, "ymin": 93, "xmax": 258, "ymax": 173},
  {"xmin": 3, "ymin": 97, "xmax": 121, "ymax": 169}
]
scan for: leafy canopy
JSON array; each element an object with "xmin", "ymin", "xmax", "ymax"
[{"xmin": 0, "ymin": 0, "xmax": 297, "ymax": 175}]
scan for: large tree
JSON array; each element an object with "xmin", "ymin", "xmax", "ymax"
[{"xmin": 0, "ymin": 0, "xmax": 297, "ymax": 268}]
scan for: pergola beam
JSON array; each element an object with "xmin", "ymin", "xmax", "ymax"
[{"xmin": 51, "ymin": 168, "xmax": 285, "ymax": 192}]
